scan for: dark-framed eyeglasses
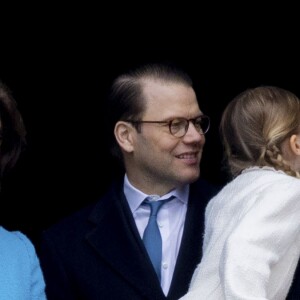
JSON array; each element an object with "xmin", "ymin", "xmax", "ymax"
[{"xmin": 124, "ymin": 115, "xmax": 210, "ymax": 138}]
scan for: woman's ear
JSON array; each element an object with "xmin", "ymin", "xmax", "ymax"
[
  {"xmin": 289, "ymin": 134, "xmax": 300, "ymax": 155},
  {"xmin": 114, "ymin": 121, "xmax": 135, "ymax": 153}
]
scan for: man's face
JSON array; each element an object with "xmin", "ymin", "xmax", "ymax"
[{"xmin": 125, "ymin": 80, "xmax": 206, "ymax": 194}]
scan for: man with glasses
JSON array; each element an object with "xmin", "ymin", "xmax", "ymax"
[{"xmin": 38, "ymin": 62, "xmax": 219, "ymax": 300}]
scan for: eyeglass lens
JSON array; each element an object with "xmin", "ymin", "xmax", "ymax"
[{"xmin": 170, "ymin": 116, "xmax": 209, "ymax": 137}]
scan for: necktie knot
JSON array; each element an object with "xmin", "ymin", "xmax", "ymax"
[{"xmin": 143, "ymin": 199, "xmax": 167, "ymax": 217}]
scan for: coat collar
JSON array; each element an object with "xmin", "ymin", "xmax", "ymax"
[{"xmin": 87, "ymin": 181, "xmax": 166, "ymax": 299}]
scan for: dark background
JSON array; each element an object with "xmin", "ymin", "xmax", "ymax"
[{"xmin": 0, "ymin": 7, "xmax": 299, "ymax": 243}]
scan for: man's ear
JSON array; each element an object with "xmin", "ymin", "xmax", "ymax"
[
  {"xmin": 289, "ymin": 134, "xmax": 300, "ymax": 155},
  {"xmin": 114, "ymin": 121, "xmax": 135, "ymax": 153}
]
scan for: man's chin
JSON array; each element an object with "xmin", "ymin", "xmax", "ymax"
[{"xmin": 180, "ymin": 171, "xmax": 200, "ymax": 184}]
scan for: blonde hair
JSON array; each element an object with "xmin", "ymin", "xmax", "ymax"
[{"xmin": 220, "ymin": 86, "xmax": 300, "ymax": 178}]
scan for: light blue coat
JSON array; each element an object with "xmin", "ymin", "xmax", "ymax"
[{"xmin": 0, "ymin": 226, "xmax": 46, "ymax": 300}]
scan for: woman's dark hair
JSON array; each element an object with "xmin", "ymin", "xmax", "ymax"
[{"xmin": 0, "ymin": 80, "xmax": 26, "ymax": 180}]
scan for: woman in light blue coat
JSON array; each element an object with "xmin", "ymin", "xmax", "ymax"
[{"xmin": 0, "ymin": 80, "xmax": 46, "ymax": 299}]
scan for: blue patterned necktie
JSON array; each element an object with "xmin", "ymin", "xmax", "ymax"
[{"xmin": 142, "ymin": 196, "xmax": 174, "ymax": 281}]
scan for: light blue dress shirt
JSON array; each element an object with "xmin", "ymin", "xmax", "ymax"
[{"xmin": 124, "ymin": 174, "xmax": 189, "ymax": 296}]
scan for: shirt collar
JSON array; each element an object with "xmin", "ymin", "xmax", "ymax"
[{"xmin": 123, "ymin": 174, "xmax": 189, "ymax": 213}]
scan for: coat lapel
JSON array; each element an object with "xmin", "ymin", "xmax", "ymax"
[
  {"xmin": 86, "ymin": 182, "xmax": 166, "ymax": 299},
  {"xmin": 168, "ymin": 180, "xmax": 217, "ymax": 299}
]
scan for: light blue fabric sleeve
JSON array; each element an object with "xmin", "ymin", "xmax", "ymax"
[{"xmin": 0, "ymin": 227, "xmax": 47, "ymax": 300}]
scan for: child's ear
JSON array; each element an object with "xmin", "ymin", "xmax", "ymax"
[{"xmin": 289, "ymin": 134, "xmax": 300, "ymax": 155}]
